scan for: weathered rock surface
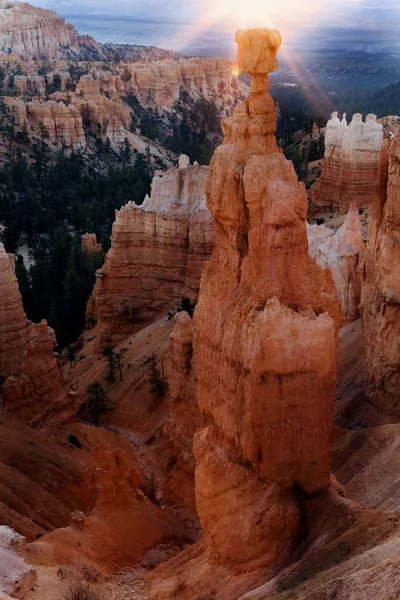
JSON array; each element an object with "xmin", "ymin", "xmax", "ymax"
[
  {"xmin": 5, "ymin": 97, "xmax": 86, "ymax": 149},
  {"xmin": 0, "ymin": 526, "xmax": 37, "ymax": 599},
  {"xmin": 311, "ymin": 112, "xmax": 384, "ymax": 213},
  {"xmin": 77, "ymin": 58, "xmax": 238, "ymax": 109},
  {"xmin": 362, "ymin": 140, "xmax": 400, "ymax": 415},
  {"xmin": 0, "ymin": 1, "xmax": 103, "ymax": 60},
  {"xmin": 0, "ymin": 243, "xmax": 76, "ymax": 426},
  {"xmin": 88, "ymin": 158, "xmax": 214, "ymax": 349},
  {"xmin": 185, "ymin": 28, "xmax": 340, "ymax": 572},
  {"xmin": 23, "ymin": 444, "xmax": 184, "ymax": 573},
  {"xmin": 308, "ymin": 204, "xmax": 365, "ymax": 323},
  {"xmin": 14, "ymin": 75, "xmax": 46, "ymax": 96},
  {"xmin": 163, "ymin": 312, "xmax": 204, "ymax": 508}
]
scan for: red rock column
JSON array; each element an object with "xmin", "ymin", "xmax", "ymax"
[
  {"xmin": 363, "ymin": 140, "xmax": 400, "ymax": 414},
  {"xmin": 193, "ymin": 28, "xmax": 340, "ymax": 572},
  {"xmin": 0, "ymin": 243, "xmax": 76, "ymax": 426}
]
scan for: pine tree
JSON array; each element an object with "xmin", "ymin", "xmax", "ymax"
[{"xmin": 83, "ymin": 382, "xmax": 113, "ymax": 427}]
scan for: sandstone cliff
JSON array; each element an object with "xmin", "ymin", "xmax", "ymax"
[
  {"xmin": 6, "ymin": 97, "xmax": 86, "ymax": 150},
  {"xmin": 0, "ymin": 243, "xmax": 76, "ymax": 426},
  {"xmin": 0, "ymin": 1, "xmax": 103, "ymax": 60},
  {"xmin": 308, "ymin": 204, "xmax": 365, "ymax": 323},
  {"xmin": 77, "ymin": 58, "xmax": 238, "ymax": 109},
  {"xmin": 311, "ymin": 112, "xmax": 384, "ymax": 213},
  {"xmin": 362, "ymin": 140, "xmax": 400, "ymax": 415},
  {"xmin": 160, "ymin": 28, "xmax": 340, "ymax": 576},
  {"xmin": 87, "ymin": 157, "xmax": 214, "ymax": 349}
]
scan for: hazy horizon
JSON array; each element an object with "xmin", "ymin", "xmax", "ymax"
[{"xmin": 18, "ymin": 0, "xmax": 400, "ymax": 56}]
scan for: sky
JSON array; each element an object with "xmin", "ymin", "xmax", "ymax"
[
  {"xmin": 27, "ymin": 0, "xmax": 373, "ymax": 24},
  {"xmin": 23, "ymin": 0, "xmax": 400, "ymax": 52}
]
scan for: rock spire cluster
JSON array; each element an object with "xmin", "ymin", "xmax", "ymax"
[
  {"xmin": 190, "ymin": 28, "xmax": 340, "ymax": 570},
  {"xmin": 311, "ymin": 112, "xmax": 384, "ymax": 213},
  {"xmin": 87, "ymin": 157, "xmax": 214, "ymax": 349}
]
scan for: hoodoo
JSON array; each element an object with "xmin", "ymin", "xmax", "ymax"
[
  {"xmin": 87, "ymin": 157, "xmax": 214, "ymax": 349},
  {"xmin": 311, "ymin": 112, "xmax": 383, "ymax": 213},
  {"xmin": 363, "ymin": 140, "xmax": 400, "ymax": 415},
  {"xmin": 0, "ymin": 243, "xmax": 75, "ymax": 425},
  {"xmin": 190, "ymin": 28, "xmax": 340, "ymax": 571}
]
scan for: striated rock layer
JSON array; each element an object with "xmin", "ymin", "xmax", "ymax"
[
  {"xmin": 308, "ymin": 204, "xmax": 365, "ymax": 323},
  {"xmin": 362, "ymin": 140, "xmax": 400, "ymax": 415},
  {"xmin": 88, "ymin": 157, "xmax": 214, "ymax": 349},
  {"xmin": 77, "ymin": 58, "xmax": 238, "ymax": 109},
  {"xmin": 311, "ymin": 112, "xmax": 383, "ymax": 213},
  {"xmin": 0, "ymin": 243, "xmax": 76, "ymax": 426},
  {"xmin": 5, "ymin": 97, "xmax": 86, "ymax": 150},
  {"xmin": 190, "ymin": 28, "xmax": 340, "ymax": 572}
]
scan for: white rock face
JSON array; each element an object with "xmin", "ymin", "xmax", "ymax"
[
  {"xmin": 178, "ymin": 154, "xmax": 190, "ymax": 169},
  {"xmin": 325, "ymin": 111, "xmax": 383, "ymax": 153},
  {"xmin": 0, "ymin": 526, "xmax": 37, "ymax": 599},
  {"xmin": 308, "ymin": 205, "xmax": 365, "ymax": 323}
]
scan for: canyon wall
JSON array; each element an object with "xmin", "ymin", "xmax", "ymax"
[
  {"xmin": 0, "ymin": 1, "xmax": 102, "ymax": 60},
  {"xmin": 308, "ymin": 204, "xmax": 365, "ymax": 323},
  {"xmin": 190, "ymin": 28, "xmax": 340, "ymax": 571},
  {"xmin": 77, "ymin": 58, "xmax": 237, "ymax": 109},
  {"xmin": 363, "ymin": 140, "xmax": 400, "ymax": 415},
  {"xmin": 311, "ymin": 112, "xmax": 383, "ymax": 213},
  {"xmin": 0, "ymin": 243, "xmax": 76, "ymax": 426},
  {"xmin": 87, "ymin": 157, "xmax": 214, "ymax": 349}
]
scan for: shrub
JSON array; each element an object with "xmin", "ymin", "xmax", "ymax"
[{"xmin": 62, "ymin": 579, "xmax": 98, "ymax": 600}]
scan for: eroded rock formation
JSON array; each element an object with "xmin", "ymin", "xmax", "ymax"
[
  {"xmin": 311, "ymin": 112, "xmax": 384, "ymax": 213},
  {"xmin": 188, "ymin": 28, "xmax": 340, "ymax": 571},
  {"xmin": 6, "ymin": 97, "xmax": 86, "ymax": 149},
  {"xmin": 87, "ymin": 158, "xmax": 214, "ymax": 349},
  {"xmin": 0, "ymin": 1, "xmax": 102, "ymax": 60},
  {"xmin": 81, "ymin": 233, "xmax": 103, "ymax": 255},
  {"xmin": 308, "ymin": 204, "xmax": 365, "ymax": 323},
  {"xmin": 77, "ymin": 58, "xmax": 238, "ymax": 109},
  {"xmin": 362, "ymin": 140, "xmax": 400, "ymax": 414},
  {"xmin": 0, "ymin": 243, "xmax": 76, "ymax": 426}
]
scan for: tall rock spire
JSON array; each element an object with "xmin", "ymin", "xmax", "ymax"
[
  {"xmin": 192, "ymin": 28, "xmax": 340, "ymax": 570},
  {"xmin": 363, "ymin": 140, "xmax": 400, "ymax": 414}
]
